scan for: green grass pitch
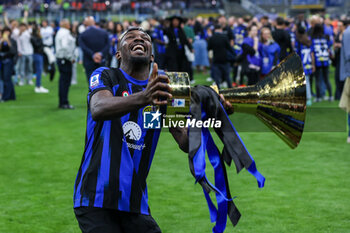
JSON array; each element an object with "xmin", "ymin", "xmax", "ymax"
[{"xmin": 0, "ymin": 64, "xmax": 349, "ymax": 233}]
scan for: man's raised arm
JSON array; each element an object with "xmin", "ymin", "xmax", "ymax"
[{"xmin": 90, "ymin": 63, "xmax": 172, "ymax": 121}]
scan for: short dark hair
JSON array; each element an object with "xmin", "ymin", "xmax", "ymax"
[
  {"xmin": 247, "ymin": 23, "xmax": 258, "ymax": 32},
  {"xmin": 2, "ymin": 26, "xmax": 12, "ymax": 35},
  {"xmin": 116, "ymin": 27, "xmax": 152, "ymax": 68},
  {"xmin": 118, "ymin": 27, "xmax": 150, "ymax": 51},
  {"xmin": 276, "ymin": 17, "xmax": 285, "ymax": 26},
  {"xmin": 343, "ymin": 19, "xmax": 350, "ymax": 27}
]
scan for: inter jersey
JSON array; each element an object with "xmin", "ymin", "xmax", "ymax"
[
  {"xmin": 233, "ymin": 25, "xmax": 246, "ymax": 55},
  {"xmin": 74, "ymin": 67, "xmax": 161, "ymax": 215},
  {"xmin": 295, "ymin": 40, "xmax": 312, "ymax": 75},
  {"xmin": 152, "ymin": 26, "xmax": 166, "ymax": 54},
  {"xmin": 311, "ymin": 37, "xmax": 331, "ymax": 67}
]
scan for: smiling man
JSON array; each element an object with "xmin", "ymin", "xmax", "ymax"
[{"xmin": 73, "ymin": 27, "xmax": 190, "ymax": 233}]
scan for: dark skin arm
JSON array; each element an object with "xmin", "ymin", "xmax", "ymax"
[
  {"xmin": 90, "ymin": 63, "xmax": 172, "ymax": 121},
  {"xmin": 169, "ymin": 94, "xmax": 234, "ymax": 153}
]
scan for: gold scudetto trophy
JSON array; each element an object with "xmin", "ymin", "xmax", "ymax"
[{"xmin": 164, "ymin": 52, "xmax": 306, "ymax": 149}]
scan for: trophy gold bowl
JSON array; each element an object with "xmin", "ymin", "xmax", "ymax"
[{"xmin": 164, "ymin": 52, "xmax": 306, "ymax": 149}]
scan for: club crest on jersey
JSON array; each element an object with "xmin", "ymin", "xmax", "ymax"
[
  {"xmin": 90, "ymin": 74, "xmax": 99, "ymax": 88},
  {"xmin": 122, "ymin": 91, "xmax": 129, "ymax": 97},
  {"xmin": 122, "ymin": 121, "xmax": 142, "ymax": 141}
]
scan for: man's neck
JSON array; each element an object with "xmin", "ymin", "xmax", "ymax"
[{"xmin": 120, "ymin": 64, "xmax": 149, "ymax": 81}]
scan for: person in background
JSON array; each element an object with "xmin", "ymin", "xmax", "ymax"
[
  {"xmin": 308, "ymin": 15, "xmax": 322, "ymax": 97},
  {"xmin": 272, "ymin": 17, "xmax": 293, "ymax": 61},
  {"xmin": 79, "ymin": 16, "xmax": 109, "ymax": 82},
  {"xmin": 17, "ymin": 23, "xmax": 33, "ymax": 86},
  {"xmin": 295, "ymin": 25, "xmax": 313, "ymax": 106},
  {"xmin": 232, "ymin": 17, "xmax": 248, "ymax": 86},
  {"xmin": 164, "ymin": 16, "xmax": 192, "ymax": 73},
  {"xmin": 106, "ymin": 21, "xmax": 117, "ymax": 68},
  {"xmin": 31, "ymin": 24, "xmax": 49, "ymax": 93},
  {"xmin": 0, "ymin": 27, "xmax": 17, "ymax": 101},
  {"xmin": 3, "ymin": 12, "xmax": 20, "ymax": 85},
  {"xmin": 193, "ymin": 17, "xmax": 209, "ymax": 76},
  {"xmin": 71, "ymin": 21, "xmax": 80, "ymax": 85},
  {"xmin": 286, "ymin": 19, "xmax": 296, "ymax": 50},
  {"xmin": 183, "ymin": 17, "xmax": 195, "ymax": 83},
  {"xmin": 41, "ymin": 19, "xmax": 56, "ymax": 82},
  {"xmin": 239, "ymin": 24, "xmax": 261, "ymax": 85},
  {"xmin": 311, "ymin": 23, "xmax": 333, "ymax": 102},
  {"xmin": 112, "ymin": 22, "xmax": 124, "ymax": 68},
  {"xmin": 151, "ymin": 19, "xmax": 167, "ymax": 70},
  {"xmin": 323, "ymin": 17, "xmax": 334, "ymax": 43},
  {"xmin": 259, "ymin": 27, "xmax": 280, "ymax": 77},
  {"xmin": 339, "ymin": 19, "xmax": 350, "ymax": 143},
  {"xmin": 217, "ymin": 15, "xmax": 234, "ymax": 46},
  {"xmin": 333, "ymin": 20, "xmax": 345, "ymax": 100},
  {"xmin": 208, "ymin": 24, "xmax": 233, "ymax": 89},
  {"xmin": 77, "ymin": 21, "xmax": 86, "ymax": 64},
  {"xmin": 55, "ymin": 19, "xmax": 76, "ymax": 109},
  {"xmin": 260, "ymin": 15, "xmax": 272, "ymax": 31},
  {"xmin": 41, "ymin": 20, "xmax": 54, "ymax": 48}
]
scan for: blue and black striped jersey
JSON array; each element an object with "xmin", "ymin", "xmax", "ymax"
[
  {"xmin": 311, "ymin": 37, "xmax": 332, "ymax": 67},
  {"xmin": 74, "ymin": 67, "xmax": 161, "ymax": 215},
  {"xmin": 295, "ymin": 40, "xmax": 312, "ymax": 75}
]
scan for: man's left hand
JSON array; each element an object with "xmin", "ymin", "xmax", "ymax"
[{"xmin": 220, "ymin": 94, "xmax": 234, "ymax": 115}]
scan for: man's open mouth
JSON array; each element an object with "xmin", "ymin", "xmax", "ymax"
[{"xmin": 131, "ymin": 44, "xmax": 146, "ymax": 53}]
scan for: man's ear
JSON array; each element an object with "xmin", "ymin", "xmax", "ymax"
[{"xmin": 116, "ymin": 51, "xmax": 121, "ymax": 60}]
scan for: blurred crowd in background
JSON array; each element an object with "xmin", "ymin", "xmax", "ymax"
[{"xmin": 0, "ymin": 10, "xmax": 349, "ymax": 104}]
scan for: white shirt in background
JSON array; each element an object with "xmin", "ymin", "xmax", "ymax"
[
  {"xmin": 55, "ymin": 27, "xmax": 76, "ymax": 61},
  {"xmin": 11, "ymin": 27, "xmax": 20, "ymax": 41},
  {"xmin": 41, "ymin": 26, "xmax": 54, "ymax": 47},
  {"xmin": 17, "ymin": 30, "xmax": 33, "ymax": 56},
  {"xmin": 78, "ymin": 24, "xmax": 86, "ymax": 34}
]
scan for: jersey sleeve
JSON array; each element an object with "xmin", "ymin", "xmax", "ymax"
[{"xmin": 88, "ymin": 67, "xmax": 113, "ymax": 104}]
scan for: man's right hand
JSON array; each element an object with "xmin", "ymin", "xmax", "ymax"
[{"xmin": 142, "ymin": 63, "xmax": 172, "ymax": 105}]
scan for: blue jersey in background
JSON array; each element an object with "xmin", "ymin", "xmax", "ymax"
[
  {"xmin": 295, "ymin": 40, "xmax": 312, "ymax": 75},
  {"xmin": 109, "ymin": 33, "xmax": 118, "ymax": 56},
  {"xmin": 311, "ymin": 37, "xmax": 331, "ymax": 67},
  {"xmin": 233, "ymin": 25, "xmax": 247, "ymax": 55},
  {"xmin": 259, "ymin": 42, "xmax": 280, "ymax": 75},
  {"xmin": 152, "ymin": 26, "xmax": 166, "ymax": 54}
]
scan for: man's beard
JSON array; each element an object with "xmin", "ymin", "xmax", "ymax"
[{"xmin": 129, "ymin": 56, "xmax": 150, "ymax": 67}]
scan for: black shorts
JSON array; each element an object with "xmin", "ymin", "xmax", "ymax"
[{"xmin": 74, "ymin": 207, "xmax": 162, "ymax": 233}]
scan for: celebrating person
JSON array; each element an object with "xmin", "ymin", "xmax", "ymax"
[
  {"xmin": 17, "ymin": 23, "xmax": 33, "ymax": 86},
  {"xmin": 73, "ymin": 27, "xmax": 185, "ymax": 233},
  {"xmin": 72, "ymin": 26, "xmax": 234, "ymax": 233}
]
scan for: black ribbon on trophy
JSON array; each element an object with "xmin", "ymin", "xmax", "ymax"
[{"xmin": 162, "ymin": 52, "xmax": 307, "ymax": 233}]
